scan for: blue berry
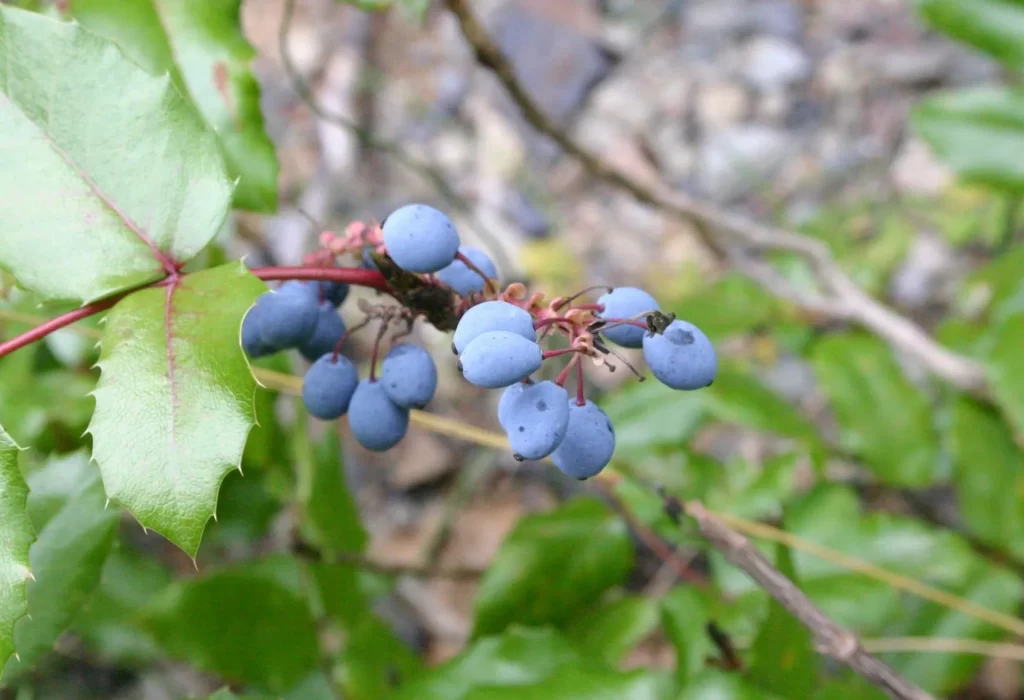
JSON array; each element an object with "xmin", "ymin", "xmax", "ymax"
[
  {"xmin": 299, "ymin": 301, "xmax": 346, "ymax": 362},
  {"xmin": 550, "ymin": 400, "xmax": 615, "ymax": 480},
  {"xmin": 241, "ymin": 294, "xmax": 273, "ymax": 357},
  {"xmin": 302, "ymin": 354, "xmax": 359, "ymax": 420},
  {"xmin": 436, "ymin": 246, "xmax": 498, "ymax": 295},
  {"xmin": 380, "ymin": 344, "xmax": 438, "ymax": 409},
  {"xmin": 348, "ymin": 379, "xmax": 410, "ymax": 451},
  {"xmin": 597, "ymin": 287, "xmax": 660, "ymax": 348},
  {"xmin": 459, "ymin": 331, "xmax": 543, "ymax": 389},
  {"xmin": 259, "ymin": 281, "xmax": 319, "ymax": 349},
  {"xmin": 319, "ymin": 281, "xmax": 350, "ymax": 307},
  {"xmin": 382, "ymin": 204, "xmax": 461, "ymax": 273},
  {"xmin": 642, "ymin": 319, "xmax": 717, "ymax": 390},
  {"xmin": 452, "ymin": 301, "xmax": 536, "ymax": 354},
  {"xmin": 497, "ymin": 379, "xmax": 533, "ymax": 427},
  {"xmin": 501, "ymin": 381, "xmax": 570, "ymax": 460}
]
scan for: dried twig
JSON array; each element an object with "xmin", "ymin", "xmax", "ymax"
[
  {"xmin": 444, "ymin": 0, "xmax": 987, "ymax": 397},
  {"xmin": 673, "ymin": 499, "xmax": 936, "ymax": 700}
]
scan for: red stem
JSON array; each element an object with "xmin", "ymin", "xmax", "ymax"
[
  {"xmin": 576, "ymin": 357, "xmax": 586, "ymax": 406},
  {"xmin": 568, "ymin": 303, "xmax": 604, "ymax": 312},
  {"xmin": 0, "ymin": 297, "xmax": 119, "ymax": 358},
  {"xmin": 534, "ymin": 317, "xmax": 573, "ymax": 330},
  {"xmin": 600, "ymin": 317, "xmax": 648, "ymax": 330},
  {"xmin": 542, "ymin": 347, "xmax": 578, "ymax": 360},
  {"xmin": 0, "ymin": 265, "xmax": 393, "ymax": 361}
]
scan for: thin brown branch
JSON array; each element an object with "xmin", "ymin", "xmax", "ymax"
[
  {"xmin": 678, "ymin": 500, "xmax": 936, "ymax": 700},
  {"xmin": 444, "ymin": 0, "xmax": 987, "ymax": 397}
]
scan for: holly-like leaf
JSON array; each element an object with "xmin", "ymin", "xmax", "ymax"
[
  {"xmin": 913, "ymin": 87, "xmax": 1024, "ymax": 193},
  {"xmin": 811, "ymin": 334, "xmax": 938, "ymax": 486},
  {"xmin": 0, "ymin": 428, "xmax": 33, "ymax": 674},
  {"xmin": 88, "ymin": 263, "xmax": 267, "ymax": 557},
  {"xmin": 4, "ymin": 474, "xmax": 118, "ymax": 677},
  {"xmin": 71, "ymin": 0, "xmax": 279, "ymax": 211},
  {"xmin": 748, "ymin": 544, "xmax": 817, "ymax": 697},
  {"xmin": 473, "ymin": 499, "xmax": 633, "ymax": 637},
  {"xmin": 0, "ymin": 7, "xmax": 231, "ymax": 304},
  {"xmin": 947, "ymin": 398, "xmax": 1024, "ymax": 558},
  {"xmin": 565, "ymin": 595, "xmax": 661, "ymax": 665},
  {"xmin": 916, "ymin": 0, "xmax": 1024, "ymax": 68},
  {"xmin": 301, "ymin": 425, "xmax": 367, "ymax": 556},
  {"xmin": 142, "ymin": 563, "xmax": 319, "ymax": 693}
]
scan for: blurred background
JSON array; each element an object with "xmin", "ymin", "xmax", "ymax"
[{"xmin": 2, "ymin": 0, "xmax": 1023, "ymax": 698}]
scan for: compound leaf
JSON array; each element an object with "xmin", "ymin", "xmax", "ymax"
[
  {"xmin": 0, "ymin": 428, "xmax": 33, "ymax": 674},
  {"xmin": 88, "ymin": 263, "xmax": 267, "ymax": 557},
  {"xmin": 72, "ymin": 0, "xmax": 279, "ymax": 211},
  {"xmin": 0, "ymin": 7, "xmax": 231, "ymax": 304}
]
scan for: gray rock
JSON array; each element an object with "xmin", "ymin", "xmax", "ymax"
[
  {"xmin": 697, "ymin": 125, "xmax": 792, "ymax": 201},
  {"xmin": 696, "ymin": 80, "xmax": 750, "ymax": 131},
  {"xmin": 489, "ymin": 2, "xmax": 616, "ymax": 127},
  {"xmin": 684, "ymin": 0, "xmax": 752, "ymax": 41},
  {"xmin": 742, "ymin": 36, "xmax": 812, "ymax": 90},
  {"xmin": 890, "ymin": 232, "xmax": 958, "ymax": 310},
  {"xmin": 870, "ymin": 43, "xmax": 952, "ymax": 87},
  {"xmin": 750, "ymin": 0, "xmax": 803, "ymax": 40}
]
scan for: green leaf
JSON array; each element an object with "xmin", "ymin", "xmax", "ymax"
[
  {"xmin": 142, "ymin": 562, "xmax": 319, "ymax": 693},
  {"xmin": 704, "ymin": 365, "xmax": 823, "ymax": 450},
  {"xmin": 775, "ymin": 485, "xmax": 1024, "ymax": 694},
  {"xmin": 73, "ymin": 545, "xmax": 170, "ymax": 666},
  {"xmin": 678, "ymin": 670, "xmax": 776, "ymax": 700},
  {"xmin": 88, "ymin": 263, "xmax": 267, "ymax": 556},
  {"xmin": 916, "ymin": 0, "xmax": 1024, "ymax": 68},
  {"xmin": 565, "ymin": 595, "xmax": 660, "ymax": 665},
  {"xmin": 0, "ymin": 428, "xmax": 33, "ymax": 673},
  {"xmin": 463, "ymin": 667, "xmax": 672, "ymax": 700},
  {"xmin": 660, "ymin": 586, "xmax": 713, "ymax": 687},
  {"xmin": 748, "ymin": 544, "xmax": 817, "ymax": 697},
  {"xmin": 811, "ymin": 334, "xmax": 938, "ymax": 486},
  {"xmin": 674, "ymin": 274, "xmax": 784, "ymax": 341},
  {"xmin": 913, "ymin": 87, "xmax": 1024, "ymax": 194},
  {"xmin": 985, "ymin": 313, "xmax": 1024, "ymax": 437},
  {"xmin": 947, "ymin": 398, "xmax": 1024, "ymax": 558},
  {"xmin": 202, "ymin": 690, "xmax": 274, "ymax": 700},
  {"xmin": 25, "ymin": 449, "xmax": 94, "ymax": 530},
  {"xmin": 4, "ymin": 474, "xmax": 118, "ymax": 676},
  {"xmin": 0, "ymin": 7, "xmax": 231, "ymax": 304},
  {"xmin": 472, "ymin": 498, "xmax": 633, "ymax": 637},
  {"xmin": 71, "ymin": 0, "xmax": 279, "ymax": 211},
  {"xmin": 301, "ymin": 424, "xmax": 367, "ymax": 556},
  {"xmin": 341, "ymin": 614, "xmax": 422, "ymax": 699},
  {"xmin": 393, "ymin": 627, "xmax": 637, "ymax": 700},
  {"xmin": 600, "ymin": 380, "xmax": 705, "ymax": 461}
]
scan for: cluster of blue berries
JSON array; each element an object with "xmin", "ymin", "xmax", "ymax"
[{"xmin": 240, "ymin": 202, "xmax": 718, "ymax": 477}]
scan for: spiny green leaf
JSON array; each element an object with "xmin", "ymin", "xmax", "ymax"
[
  {"xmin": 749, "ymin": 544, "xmax": 817, "ymax": 697},
  {"xmin": 4, "ymin": 474, "xmax": 117, "ymax": 677},
  {"xmin": 301, "ymin": 424, "xmax": 367, "ymax": 556},
  {"xmin": 0, "ymin": 428, "xmax": 33, "ymax": 674},
  {"xmin": 0, "ymin": 7, "xmax": 231, "ymax": 304},
  {"xmin": 913, "ymin": 87, "xmax": 1024, "ymax": 193},
  {"xmin": 142, "ymin": 563, "xmax": 319, "ymax": 693},
  {"xmin": 472, "ymin": 498, "xmax": 633, "ymax": 637},
  {"xmin": 88, "ymin": 263, "xmax": 267, "ymax": 557},
  {"xmin": 71, "ymin": 0, "xmax": 279, "ymax": 211},
  {"xmin": 916, "ymin": 0, "xmax": 1024, "ymax": 68},
  {"xmin": 811, "ymin": 334, "xmax": 938, "ymax": 486}
]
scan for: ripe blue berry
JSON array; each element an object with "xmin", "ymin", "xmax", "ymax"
[
  {"xmin": 642, "ymin": 319, "xmax": 717, "ymax": 390},
  {"xmin": 380, "ymin": 344, "xmax": 438, "ymax": 409},
  {"xmin": 319, "ymin": 281, "xmax": 350, "ymax": 307},
  {"xmin": 299, "ymin": 301, "xmax": 346, "ymax": 362},
  {"xmin": 259, "ymin": 281, "xmax": 319, "ymax": 349},
  {"xmin": 382, "ymin": 204, "xmax": 461, "ymax": 273},
  {"xmin": 550, "ymin": 400, "xmax": 616, "ymax": 480},
  {"xmin": 348, "ymin": 379, "xmax": 410, "ymax": 451},
  {"xmin": 497, "ymin": 379, "xmax": 533, "ymax": 428},
  {"xmin": 459, "ymin": 331, "xmax": 543, "ymax": 388},
  {"xmin": 501, "ymin": 381, "xmax": 570, "ymax": 460},
  {"xmin": 452, "ymin": 301, "xmax": 536, "ymax": 354},
  {"xmin": 241, "ymin": 295, "xmax": 273, "ymax": 357},
  {"xmin": 437, "ymin": 246, "xmax": 498, "ymax": 295},
  {"xmin": 597, "ymin": 287, "xmax": 660, "ymax": 348},
  {"xmin": 302, "ymin": 354, "xmax": 359, "ymax": 420}
]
